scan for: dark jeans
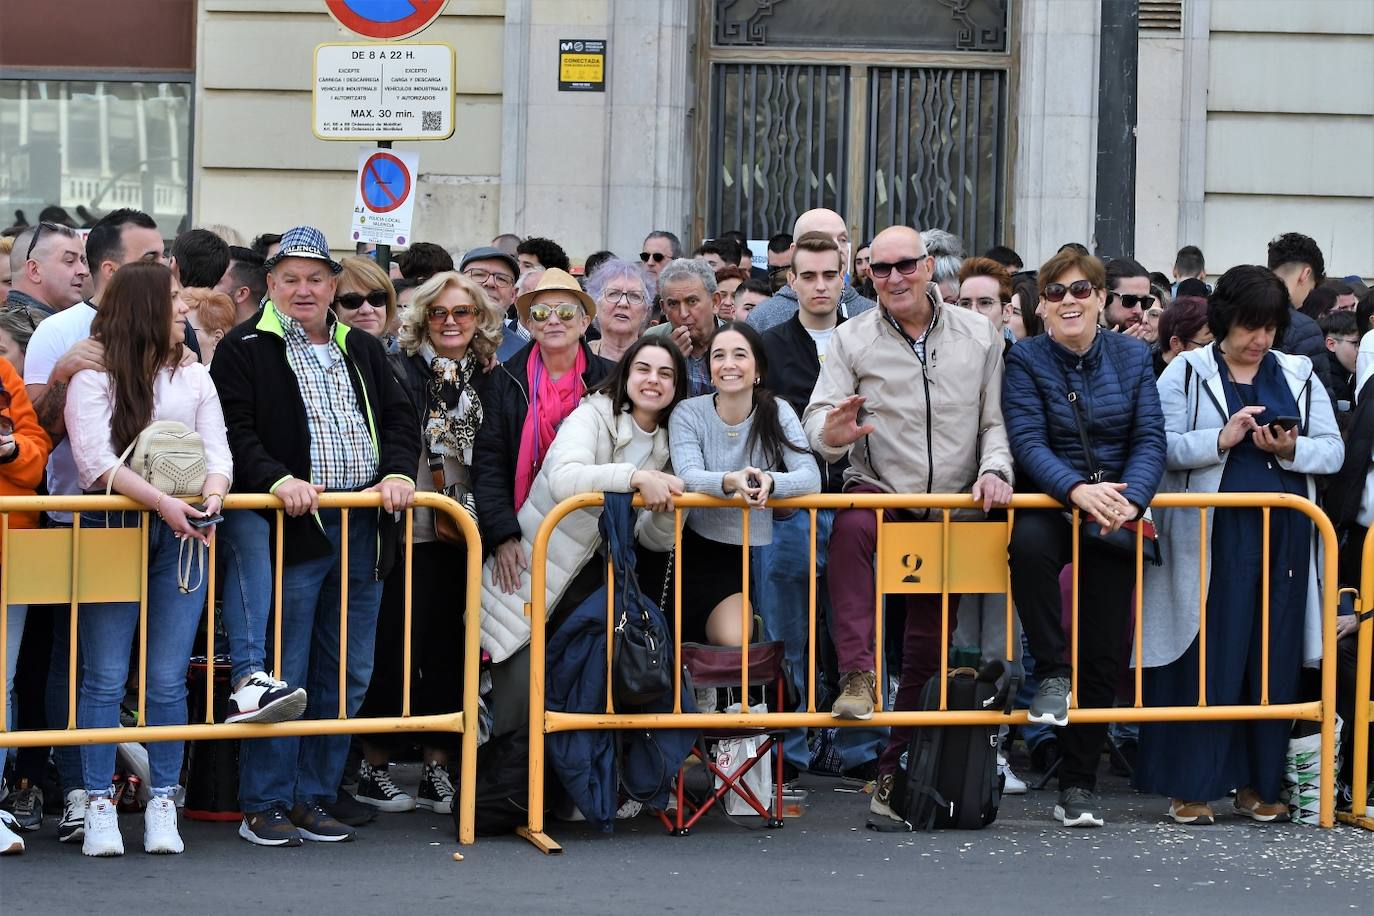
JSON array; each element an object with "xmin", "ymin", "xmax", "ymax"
[{"xmin": 1009, "ymin": 510, "xmax": 1135, "ymax": 791}]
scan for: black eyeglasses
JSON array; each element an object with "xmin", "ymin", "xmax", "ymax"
[
  {"xmin": 868, "ymin": 254, "xmax": 929, "ymax": 279},
  {"xmin": 24, "ymin": 221, "xmax": 62, "ymax": 261},
  {"xmin": 334, "ymin": 290, "xmax": 389, "ymax": 311},
  {"xmin": 639, "ymin": 251, "xmax": 667, "ymax": 264},
  {"xmin": 1110, "ymin": 292, "xmax": 1155, "ymax": 310}
]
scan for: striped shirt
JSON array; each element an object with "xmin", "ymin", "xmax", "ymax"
[{"xmin": 276, "ymin": 304, "xmax": 377, "ymax": 489}]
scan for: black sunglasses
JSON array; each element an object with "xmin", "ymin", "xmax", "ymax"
[
  {"xmin": 1043, "ymin": 279, "xmax": 1097, "ymax": 302},
  {"xmin": 868, "ymin": 254, "xmax": 929, "ymax": 279},
  {"xmin": 1111, "ymin": 292, "xmax": 1156, "ymax": 310},
  {"xmin": 334, "ymin": 290, "xmax": 390, "ymax": 310},
  {"xmin": 24, "ymin": 221, "xmax": 63, "ymax": 261},
  {"xmin": 639, "ymin": 251, "xmax": 667, "ymax": 264}
]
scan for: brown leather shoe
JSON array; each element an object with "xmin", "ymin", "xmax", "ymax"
[
  {"xmin": 1168, "ymin": 798, "xmax": 1215, "ymax": 825},
  {"xmin": 1234, "ymin": 787, "xmax": 1288, "ymax": 822}
]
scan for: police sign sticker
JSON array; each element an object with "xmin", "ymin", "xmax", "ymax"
[{"xmin": 558, "ymin": 38, "xmax": 606, "ymax": 92}]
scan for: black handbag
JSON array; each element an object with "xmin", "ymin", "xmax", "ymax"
[
  {"xmin": 601, "ymin": 492, "xmax": 674, "ymax": 706},
  {"xmin": 1065, "ymin": 388, "xmax": 1163, "ymax": 566}
]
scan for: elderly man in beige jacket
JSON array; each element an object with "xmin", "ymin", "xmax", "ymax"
[{"xmin": 802, "ymin": 224, "xmax": 1014, "ymax": 825}]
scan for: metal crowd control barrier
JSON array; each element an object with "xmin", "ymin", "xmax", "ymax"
[
  {"xmin": 0, "ymin": 492, "xmax": 483, "ymax": 845},
  {"xmin": 1339, "ymin": 525, "xmax": 1374, "ymax": 831},
  {"xmin": 519, "ymin": 492, "xmax": 1340, "ymax": 853}
]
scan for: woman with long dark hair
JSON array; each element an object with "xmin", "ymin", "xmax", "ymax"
[
  {"xmin": 669, "ymin": 321, "xmax": 820, "ymax": 649},
  {"xmin": 64, "ymin": 261, "xmax": 233, "ymax": 857}
]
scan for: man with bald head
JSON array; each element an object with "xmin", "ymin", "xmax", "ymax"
[
  {"xmin": 6, "ymin": 222, "xmax": 89, "ymax": 318},
  {"xmin": 746, "ymin": 209, "xmax": 876, "ymax": 332},
  {"xmin": 803, "ymin": 224, "xmax": 1014, "ymax": 827}
]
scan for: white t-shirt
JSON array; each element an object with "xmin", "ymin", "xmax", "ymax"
[
  {"xmin": 805, "ymin": 325, "xmax": 835, "ymax": 362},
  {"xmin": 24, "ymin": 301, "xmax": 97, "ymax": 523},
  {"xmin": 621, "ymin": 419, "xmax": 656, "ymax": 470},
  {"xmin": 1356, "ymin": 327, "xmax": 1374, "ymax": 396}
]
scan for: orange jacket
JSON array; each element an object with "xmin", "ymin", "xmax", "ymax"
[{"xmin": 0, "ymin": 356, "xmax": 52, "ymax": 535}]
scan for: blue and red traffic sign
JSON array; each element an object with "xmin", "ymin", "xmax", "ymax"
[
  {"xmin": 325, "ymin": 0, "xmax": 449, "ymax": 40},
  {"xmin": 359, "ymin": 151, "xmax": 411, "ymax": 213}
]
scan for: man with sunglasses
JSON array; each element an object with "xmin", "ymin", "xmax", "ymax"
[
  {"xmin": 803, "ymin": 224, "xmax": 1014, "ymax": 827},
  {"xmin": 746, "ymin": 208, "xmax": 875, "ymax": 334},
  {"xmin": 639, "ymin": 230, "xmax": 681, "ymax": 281},
  {"xmin": 5, "ymin": 222, "xmax": 89, "ymax": 320},
  {"xmin": 1102, "ymin": 258, "xmax": 1154, "ymax": 338}
]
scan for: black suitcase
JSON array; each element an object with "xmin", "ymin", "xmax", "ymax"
[{"xmin": 886, "ymin": 659, "xmax": 1020, "ymax": 830}]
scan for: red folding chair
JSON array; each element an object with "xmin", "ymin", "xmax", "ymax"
[{"xmin": 657, "ymin": 640, "xmax": 787, "ymax": 836}]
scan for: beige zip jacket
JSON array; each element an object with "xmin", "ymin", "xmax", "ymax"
[{"xmin": 802, "ymin": 282, "xmax": 1013, "ymax": 506}]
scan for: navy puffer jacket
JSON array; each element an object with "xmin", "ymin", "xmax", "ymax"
[{"xmin": 1002, "ymin": 331, "xmax": 1167, "ymax": 510}]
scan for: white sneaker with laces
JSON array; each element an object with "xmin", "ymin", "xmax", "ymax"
[
  {"xmin": 0, "ymin": 810, "xmax": 24, "ymax": 855},
  {"xmin": 143, "ymin": 797, "xmax": 184, "ymax": 854},
  {"xmin": 58, "ymin": 788, "xmax": 88, "ymax": 843},
  {"xmin": 998, "ymin": 754, "xmax": 1027, "ymax": 795},
  {"xmin": 82, "ymin": 796, "xmax": 124, "ymax": 857},
  {"xmin": 227, "ymin": 672, "xmax": 308, "ymax": 724}
]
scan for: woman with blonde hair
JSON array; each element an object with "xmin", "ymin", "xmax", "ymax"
[
  {"xmin": 333, "ymin": 256, "xmax": 397, "ymax": 347},
  {"xmin": 353, "ymin": 271, "xmax": 503, "ymax": 815}
]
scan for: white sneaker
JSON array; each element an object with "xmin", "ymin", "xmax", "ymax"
[
  {"xmin": 143, "ymin": 797, "xmax": 184, "ymax": 854},
  {"xmin": 227, "ymin": 672, "xmax": 308, "ymax": 724},
  {"xmin": 58, "ymin": 788, "xmax": 88, "ymax": 843},
  {"xmin": 998, "ymin": 754, "xmax": 1027, "ymax": 795},
  {"xmin": 0, "ymin": 810, "xmax": 24, "ymax": 855},
  {"xmin": 82, "ymin": 796, "xmax": 124, "ymax": 857}
]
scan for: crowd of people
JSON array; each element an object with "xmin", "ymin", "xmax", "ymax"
[{"xmin": 0, "ymin": 203, "xmax": 1370, "ymax": 856}]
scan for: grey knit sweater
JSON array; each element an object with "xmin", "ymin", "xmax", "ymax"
[{"xmin": 667, "ymin": 394, "xmax": 821, "ymax": 545}]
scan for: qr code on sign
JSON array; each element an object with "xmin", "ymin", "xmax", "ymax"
[{"xmin": 422, "ymin": 110, "xmax": 442, "ymax": 131}]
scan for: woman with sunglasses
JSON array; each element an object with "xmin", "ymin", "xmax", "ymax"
[
  {"xmin": 0, "ymin": 352, "xmax": 51, "ymax": 855},
  {"xmin": 472, "ymin": 269, "xmax": 613, "ymax": 662},
  {"xmin": 63, "ymin": 261, "xmax": 233, "ymax": 856},
  {"xmin": 1002, "ymin": 248, "xmax": 1166, "ymax": 829},
  {"xmin": 586, "ymin": 259, "xmax": 654, "ymax": 363},
  {"xmin": 1136, "ymin": 266, "xmax": 1342, "ymax": 826},
  {"xmin": 332, "ymin": 256, "xmax": 396, "ymax": 349},
  {"xmin": 351, "ymin": 271, "xmax": 504, "ymax": 816}
]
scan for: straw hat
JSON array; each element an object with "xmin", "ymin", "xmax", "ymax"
[{"xmin": 515, "ymin": 268, "xmax": 597, "ymax": 324}]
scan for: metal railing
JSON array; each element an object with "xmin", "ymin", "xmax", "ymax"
[
  {"xmin": 1338, "ymin": 525, "xmax": 1374, "ymax": 831},
  {"xmin": 519, "ymin": 492, "xmax": 1340, "ymax": 853},
  {"xmin": 0, "ymin": 492, "xmax": 483, "ymax": 844}
]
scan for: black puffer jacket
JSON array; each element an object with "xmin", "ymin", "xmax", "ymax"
[
  {"xmin": 1280, "ymin": 305, "xmax": 1338, "ymax": 399},
  {"xmin": 471, "ymin": 340, "xmax": 613, "ymax": 556}
]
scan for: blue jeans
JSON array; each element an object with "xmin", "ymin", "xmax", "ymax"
[
  {"xmin": 238, "ymin": 509, "xmax": 382, "ymax": 813},
  {"xmin": 77, "ymin": 513, "xmax": 206, "ymax": 792},
  {"xmin": 218, "ymin": 509, "xmax": 272, "ymax": 685}
]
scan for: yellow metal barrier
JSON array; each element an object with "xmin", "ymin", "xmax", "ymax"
[
  {"xmin": 519, "ymin": 492, "xmax": 1341, "ymax": 853},
  {"xmin": 1338, "ymin": 525, "xmax": 1374, "ymax": 831},
  {"xmin": 0, "ymin": 492, "xmax": 483, "ymax": 845}
]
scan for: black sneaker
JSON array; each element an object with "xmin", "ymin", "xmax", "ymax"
[
  {"xmin": 239, "ymin": 807, "xmax": 303, "ymax": 847},
  {"xmin": 416, "ymin": 762, "xmax": 454, "ymax": 815},
  {"xmin": 355, "ymin": 760, "xmax": 415, "ymax": 812},
  {"xmin": 1054, "ymin": 786, "xmax": 1104, "ymax": 828},
  {"xmin": 289, "ymin": 802, "xmax": 355, "ymax": 842},
  {"xmin": 1028, "ymin": 676, "xmax": 1071, "ymax": 727},
  {"xmin": 8, "ymin": 779, "xmax": 43, "ymax": 832},
  {"xmin": 325, "ymin": 789, "xmax": 378, "ymax": 827}
]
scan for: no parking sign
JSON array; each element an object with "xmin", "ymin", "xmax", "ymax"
[{"xmin": 351, "ymin": 147, "xmax": 419, "ymax": 246}]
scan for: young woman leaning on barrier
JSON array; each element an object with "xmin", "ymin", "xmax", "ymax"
[
  {"xmin": 351, "ymin": 271, "xmax": 500, "ymax": 817},
  {"xmin": 478, "ymin": 336, "xmax": 688, "ymax": 664},
  {"xmin": 0, "ymin": 354, "xmax": 52, "ymax": 856},
  {"xmin": 1001, "ymin": 248, "xmax": 1167, "ymax": 829},
  {"xmin": 668, "ymin": 321, "xmax": 820, "ymax": 670},
  {"xmin": 64, "ymin": 261, "xmax": 234, "ymax": 857},
  {"xmin": 1137, "ymin": 265, "xmax": 1343, "ymax": 826}
]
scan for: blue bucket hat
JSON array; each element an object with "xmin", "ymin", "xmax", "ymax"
[{"xmin": 264, "ymin": 226, "xmax": 342, "ymax": 274}]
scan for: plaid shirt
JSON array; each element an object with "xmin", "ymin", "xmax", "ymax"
[
  {"xmin": 883, "ymin": 305, "xmax": 938, "ymax": 365},
  {"xmin": 276, "ymin": 304, "xmax": 378, "ymax": 489},
  {"xmin": 685, "ymin": 351, "xmax": 715, "ymax": 397}
]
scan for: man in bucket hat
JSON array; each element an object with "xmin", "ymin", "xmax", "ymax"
[{"xmin": 210, "ymin": 226, "xmax": 420, "ymax": 846}]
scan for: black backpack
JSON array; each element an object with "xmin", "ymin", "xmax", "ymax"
[{"xmin": 883, "ymin": 660, "xmax": 1021, "ymax": 831}]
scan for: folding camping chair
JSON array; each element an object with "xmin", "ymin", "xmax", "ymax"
[{"xmin": 657, "ymin": 640, "xmax": 788, "ymax": 836}]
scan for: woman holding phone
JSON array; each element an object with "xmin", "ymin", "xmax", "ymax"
[
  {"xmin": 65, "ymin": 261, "xmax": 233, "ymax": 857},
  {"xmin": 1137, "ymin": 265, "xmax": 1344, "ymax": 825}
]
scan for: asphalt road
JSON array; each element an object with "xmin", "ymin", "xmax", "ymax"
[{"xmin": 7, "ymin": 766, "xmax": 1373, "ymax": 914}]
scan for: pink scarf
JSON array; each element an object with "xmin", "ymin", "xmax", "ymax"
[{"xmin": 514, "ymin": 345, "xmax": 587, "ymax": 508}]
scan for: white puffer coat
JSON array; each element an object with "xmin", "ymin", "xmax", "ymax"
[{"xmin": 478, "ymin": 393, "xmax": 678, "ymax": 662}]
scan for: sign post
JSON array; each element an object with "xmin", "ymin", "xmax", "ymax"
[{"xmin": 317, "ymin": 0, "xmax": 452, "ymax": 271}]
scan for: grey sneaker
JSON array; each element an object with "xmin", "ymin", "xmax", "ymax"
[
  {"xmin": 8, "ymin": 779, "xmax": 43, "ymax": 832},
  {"xmin": 1054, "ymin": 786, "xmax": 1104, "ymax": 828},
  {"xmin": 832, "ymin": 671, "xmax": 877, "ymax": 720},
  {"xmin": 1028, "ymin": 676, "xmax": 1071, "ymax": 727}
]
